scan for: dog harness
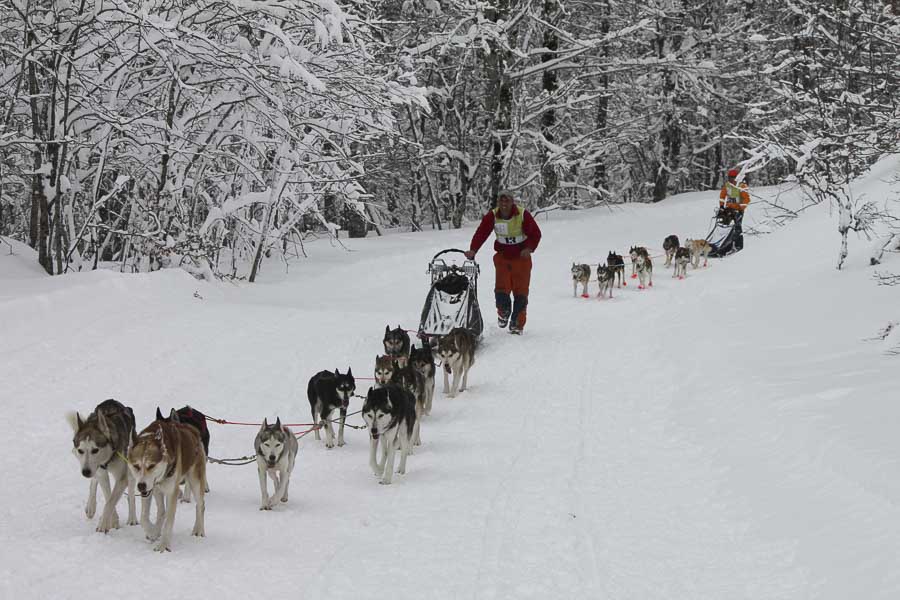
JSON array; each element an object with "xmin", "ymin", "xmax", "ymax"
[{"xmin": 492, "ymin": 208, "xmax": 527, "ymax": 245}]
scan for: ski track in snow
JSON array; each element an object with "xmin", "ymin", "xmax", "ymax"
[{"xmin": 2, "ymin": 167, "xmax": 900, "ymax": 599}]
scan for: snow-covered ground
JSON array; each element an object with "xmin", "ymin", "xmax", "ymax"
[{"xmin": 2, "ymin": 158, "xmax": 899, "ymax": 600}]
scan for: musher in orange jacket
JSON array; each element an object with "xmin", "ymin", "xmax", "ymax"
[{"xmin": 719, "ymin": 169, "xmax": 750, "ymax": 250}]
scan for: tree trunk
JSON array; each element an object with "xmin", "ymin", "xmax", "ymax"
[
  {"xmin": 485, "ymin": 0, "xmax": 514, "ymax": 208},
  {"xmin": 540, "ymin": 0, "xmax": 559, "ymax": 207}
]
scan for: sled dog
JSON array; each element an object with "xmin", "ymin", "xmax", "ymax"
[
  {"xmin": 362, "ymin": 385, "xmax": 417, "ymax": 485},
  {"xmin": 374, "ymin": 355, "xmax": 396, "ymax": 387},
  {"xmin": 128, "ymin": 414, "xmax": 206, "ymax": 552},
  {"xmin": 571, "ymin": 263, "xmax": 591, "ymax": 297},
  {"xmin": 409, "ymin": 345, "xmax": 436, "ymax": 417},
  {"xmin": 629, "ymin": 246, "xmax": 649, "ymax": 278},
  {"xmin": 436, "ymin": 327, "xmax": 477, "ymax": 398},
  {"xmin": 383, "ymin": 325, "xmax": 411, "ymax": 363},
  {"xmin": 307, "ymin": 368, "xmax": 356, "ymax": 448},
  {"xmin": 596, "ymin": 264, "xmax": 614, "ymax": 299},
  {"xmin": 391, "ymin": 359, "xmax": 425, "ymax": 446},
  {"xmin": 254, "ymin": 418, "xmax": 299, "ymax": 511},
  {"xmin": 607, "ymin": 251, "xmax": 626, "ymax": 287},
  {"xmin": 686, "ymin": 238, "xmax": 712, "ymax": 268},
  {"xmin": 635, "ymin": 252, "xmax": 653, "ymax": 290},
  {"xmin": 673, "ymin": 247, "xmax": 690, "ymax": 279},
  {"xmin": 67, "ymin": 399, "xmax": 138, "ymax": 532},
  {"xmin": 154, "ymin": 406, "xmax": 211, "ymax": 502},
  {"xmin": 663, "ymin": 235, "xmax": 680, "ymax": 267}
]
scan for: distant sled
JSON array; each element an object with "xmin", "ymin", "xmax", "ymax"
[{"xmin": 417, "ymin": 249, "xmax": 483, "ymax": 347}]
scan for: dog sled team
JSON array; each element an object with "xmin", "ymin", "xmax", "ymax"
[
  {"xmin": 67, "ymin": 324, "xmax": 478, "ymax": 552},
  {"xmin": 571, "ymin": 236, "xmax": 713, "ymax": 298}
]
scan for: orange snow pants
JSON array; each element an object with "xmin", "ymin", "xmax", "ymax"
[{"xmin": 494, "ymin": 253, "xmax": 532, "ymax": 328}]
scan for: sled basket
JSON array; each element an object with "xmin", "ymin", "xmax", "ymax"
[
  {"xmin": 706, "ymin": 209, "xmax": 739, "ymax": 258},
  {"xmin": 418, "ymin": 249, "xmax": 484, "ymax": 346}
]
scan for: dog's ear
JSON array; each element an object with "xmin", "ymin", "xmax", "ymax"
[
  {"xmin": 156, "ymin": 407, "xmax": 164, "ymax": 421},
  {"xmin": 65, "ymin": 411, "xmax": 82, "ymax": 433},
  {"xmin": 261, "ymin": 418, "xmax": 268, "ymax": 430},
  {"xmin": 385, "ymin": 325, "xmax": 390, "ymax": 333},
  {"xmin": 334, "ymin": 368, "xmax": 340, "ymax": 377},
  {"xmin": 275, "ymin": 417, "xmax": 281, "ymax": 430},
  {"xmin": 347, "ymin": 367, "xmax": 353, "ymax": 378},
  {"xmin": 169, "ymin": 408, "xmax": 180, "ymax": 423},
  {"xmin": 97, "ymin": 410, "xmax": 110, "ymax": 436}
]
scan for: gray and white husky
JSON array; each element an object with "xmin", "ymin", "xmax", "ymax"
[
  {"xmin": 571, "ymin": 263, "xmax": 591, "ymax": 297},
  {"xmin": 362, "ymin": 385, "xmax": 417, "ymax": 485},
  {"xmin": 436, "ymin": 327, "xmax": 477, "ymax": 398},
  {"xmin": 673, "ymin": 246, "xmax": 690, "ymax": 279},
  {"xmin": 596, "ymin": 264, "xmax": 614, "ymax": 299},
  {"xmin": 409, "ymin": 345, "xmax": 436, "ymax": 417},
  {"xmin": 254, "ymin": 418, "xmax": 299, "ymax": 511},
  {"xmin": 66, "ymin": 399, "xmax": 138, "ymax": 532}
]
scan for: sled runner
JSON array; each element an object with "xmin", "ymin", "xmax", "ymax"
[{"xmin": 417, "ymin": 249, "xmax": 484, "ymax": 346}]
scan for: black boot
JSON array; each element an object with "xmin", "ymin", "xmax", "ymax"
[
  {"xmin": 509, "ymin": 294, "xmax": 528, "ymax": 334},
  {"xmin": 495, "ymin": 291, "xmax": 511, "ymax": 328}
]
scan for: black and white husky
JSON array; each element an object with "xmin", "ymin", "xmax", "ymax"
[
  {"xmin": 607, "ymin": 251, "xmax": 626, "ymax": 288},
  {"xmin": 409, "ymin": 345, "xmax": 436, "ymax": 417},
  {"xmin": 383, "ymin": 325, "xmax": 411, "ymax": 362},
  {"xmin": 307, "ymin": 368, "xmax": 356, "ymax": 448},
  {"xmin": 391, "ymin": 359, "xmax": 425, "ymax": 446},
  {"xmin": 362, "ymin": 385, "xmax": 417, "ymax": 485},
  {"xmin": 66, "ymin": 399, "xmax": 138, "ymax": 532},
  {"xmin": 254, "ymin": 418, "xmax": 299, "ymax": 511}
]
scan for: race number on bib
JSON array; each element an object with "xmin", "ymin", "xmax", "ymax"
[{"xmin": 495, "ymin": 222, "xmax": 509, "ymax": 235}]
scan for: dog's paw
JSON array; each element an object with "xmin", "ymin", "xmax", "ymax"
[
  {"xmin": 127, "ymin": 516, "xmax": 139, "ymax": 527},
  {"xmin": 280, "ymin": 495, "xmax": 288, "ymax": 503},
  {"xmin": 85, "ymin": 501, "xmax": 97, "ymax": 520},
  {"xmin": 179, "ymin": 496, "xmax": 192, "ymax": 504},
  {"xmin": 325, "ymin": 441, "xmax": 335, "ymax": 449},
  {"xmin": 153, "ymin": 541, "xmax": 171, "ymax": 553},
  {"xmin": 337, "ymin": 440, "xmax": 345, "ymax": 447},
  {"xmin": 378, "ymin": 479, "xmax": 392, "ymax": 485},
  {"xmin": 191, "ymin": 526, "xmax": 205, "ymax": 537}
]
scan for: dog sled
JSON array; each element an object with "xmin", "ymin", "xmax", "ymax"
[
  {"xmin": 706, "ymin": 207, "xmax": 743, "ymax": 258},
  {"xmin": 417, "ymin": 249, "xmax": 484, "ymax": 346}
]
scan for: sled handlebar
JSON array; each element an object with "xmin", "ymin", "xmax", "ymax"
[{"xmin": 430, "ymin": 248, "xmax": 471, "ymax": 262}]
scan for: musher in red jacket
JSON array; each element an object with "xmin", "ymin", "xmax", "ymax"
[{"xmin": 464, "ymin": 191, "xmax": 542, "ymax": 335}]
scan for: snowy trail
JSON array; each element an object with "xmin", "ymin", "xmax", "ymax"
[{"xmin": 2, "ymin": 175, "xmax": 900, "ymax": 599}]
